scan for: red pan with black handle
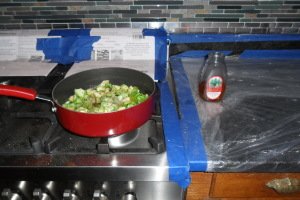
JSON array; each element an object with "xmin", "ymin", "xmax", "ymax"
[{"xmin": 0, "ymin": 68, "xmax": 156, "ymax": 137}]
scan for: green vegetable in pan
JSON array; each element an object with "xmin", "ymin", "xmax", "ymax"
[{"xmin": 62, "ymin": 80, "xmax": 149, "ymax": 113}]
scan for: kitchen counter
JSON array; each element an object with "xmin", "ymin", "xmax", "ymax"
[{"xmin": 170, "ymin": 53, "xmax": 300, "ymax": 172}]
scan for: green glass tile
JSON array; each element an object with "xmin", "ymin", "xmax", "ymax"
[
  {"xmin": 52, "ymin": 24, "xmax": 68, "ymax": 28},
  {"xmin": 135, "ymin": 1, "xmax": 183, "ymax": 5},
  {"xmin": 251, "ymin": 28, "xmax": 267, "ymax": 34},
  {"xmin": 130, "ymin": 6, "xmax": 143, "ymax": 10},
  {"xmin": 107, "ymin": 18, "xmax": 130, "ymax": 22},
  {"xmin": 69, "ymin": 23, "xmax": 85, "ymax": 28},
  {"xmin": 46, "ymin": 19, "xmax": 82, "ymax": 23},
  {"xmin": 131, "ymin": 17, "xmax": 166, "ymax": 22},
  {"xmin": 258, "ymin": 1, "xmax": 284, "ymax": 5},
  {"xmin": 252, "ymin": 18, "xmax": 276, "ymax": 22},
  {"xmin": 32, "ymin": 7, "xmax": 56, "ymax": 11},
  {"xmin": 110, "ymin": 2, "xmax": 133, "ymax": 5},
  {"xmin": 56, "ymin": 7, "xmax": 68, "ymax": 11},
  {"xmin": 228, "ymin": 22, "xmax": 244, "ymax": 27},
  {"xmin": 235, "ymin": 27, "xmax": 251, "ymax": 33},
  {"xmin": 37, "ymin": 24, "xmax": 52, "ymax": 29},
  {"xmin": 113, "ymin": 10, "xmax": 137, "ymax": 14},
  {"xmin": 143, "ymin": 6, "xmax": 167, "ymax": 9},
  {"xmin": 242, "ymin": 5, "xmax": 256, "ymax": 9},
  {"xmin": 196, "ymin": 14, "xmax": 243, "ymax": 18},
  {"xmin": 168, "ymin": 5, "xmax": 204, "ymax": 9},
  {"xmin": 22, "ymin": 20, "xmax": 34, "ymax": 23},
  {"xmin": 203, "ymin": 27, "xmax": 219, "ymax": 33},
  {"xmin": 210, "ymin": 0, "xmax": 257, "ymax": 5},
  {"xmin": 240, "ymin": 18, "xmax": 251, "ymax": 22},
  {"xmin": 5, "ymin": 24, "xmax": 21, "ymax": 29},
  {"xmin": 150, "ymin": 10, "xmax": 162, "ymax": 14},
  {"xmin": 219, "ymin": 27, "xmax": 236, "ymax": 33},
  {"xmin": 123, "ymin": 13, "xmax": 170, "ymax": 18},
  {"xmin": 256, "ymin": 5, "xmax": 281, "ymax": 9},
  {"xmin": 212, "ymin": 22, "xmax": 229, "ymax": 27},
  {"xmin": 268, "ymin": 28, "xmax": 283, "ymax": 33},
  {"xmin": 217, "ymin": 6, "xmax": 242, "ymax": 9},
  {"xmin": 47, "ymin": 2, "xmax": 95, "ymax": 6},
  {"xmin": 245, "ymin": 22, "xmax": 260, "ymax": 27},
  {"xmin": 89, "ymin": 10, "xmax": 112, "ymax": 14},
  {"xmin": 116, "ymin": 22, "xmax": 131, "ymax": 28},
  {"xmin": 276, "ymin": 22, "xmax": 293, "ymax": 27},
  {"xmin": 0, "ymin": 3, "xmax": 22, "ymax": 7},
  {"xmin": 179, "ymin": 18, "xmax": 203, "ymax": 22},
  {"xmin": 84, "ymin": 23, "xmax": 100, "ymax": 28},
  {"xmin": 224, "ymin": 9, "xmax": 260, "ymax": 13},
  {"xmin": 100, "ymin": 23, "xmax": 116, "ymax": 28},
  {"xmin": 170, "ymin": 14, "xmax": 183, "ymax": 18},
  {"xmin": 95, "ymin": 19, "xmax": 107, "ymax": 22},
  {"xmin": 282, "ymin": 27, "xmax": 299, "ymax": 33},
  {"xmin": 96, "ymin": 2, "xmax": 110, "ymax": 5},
  {"xmin": 132, "ymin": 22, "xmax": 148, "ymax": 28},
  {"xmin": 86, "ymin": 14, "xmax": 114, "ymax": 19},
  {"xmin": 203, "ymin": 18, "xmax": 239, "ymax": 22},
  {"xmin": 285, "ymin": 1, "xmax": 300, "ymax": 4},
  {"xmin": 212, "ymin": 10, "xmax": 224, "ymax": 13}
]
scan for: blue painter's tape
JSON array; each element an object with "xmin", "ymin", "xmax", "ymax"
[
  {"xmin": 169, "ymin": 33, "xmax": 300, "ymax": 44},
  {"xmin": 158, "ymin": 81, "xmax": 190, "ymax": 188},
  {"xmin": 143, "ymin": 27, "xmax": 168, "ymax": 81},
  {"xmin": 174, "ymin": 50, "xmax": 232, "ymax": 58},
  {"xmin": 36, "ymin": 35, "xmax": 100, "ymax": 64},
  {"xmin": 170, "ymin": 56, "xmax": 207, "ymax": 172},
  {"xmin": 48, "ymin": 29, "xmax": 91, "ymax": 37},
  {"xmin": 240, "ymin": 50, "xmax": 300, "ymax": 59}
]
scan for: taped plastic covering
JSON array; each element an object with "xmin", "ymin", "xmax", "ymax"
[
  {"xmin": 36, "ymin": 29, "xmax": 100, "ymax": 64},
  {"xmin": 143, "ymin": 27, "xmax": 168, "ymax": 80},
  {"xmin": 170, "ymin": 56, "xmax": 208, "ymax": 172},
  {"xmin": 172, "ymin": 50, "xmax": 300, "ymax": 172},
  {"xmin": 158, "ymin": 81, "xmax": 190, "ymax": 188}
]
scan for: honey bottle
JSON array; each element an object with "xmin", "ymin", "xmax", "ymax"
[{"xmin": 198, "ymin": 52, "xmax": 227, "ymax": 102}]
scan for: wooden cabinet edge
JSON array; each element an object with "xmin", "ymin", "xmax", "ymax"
[{"xmin": 186, "ymin": 172, "xmax": 300, "ymax": 200}]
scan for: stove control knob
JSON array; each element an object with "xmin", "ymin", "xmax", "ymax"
[
  {"xmin": 33, "ymin": 188, "xmax": 51, "ymax": 200},
  {"xmin": 93, "ymin": 190, "xmax": 109, "ymax": 200},
  {"xmin": 1, "ymin": 188, "xmax": 22, "ymax": 200},
  {"xmin": 121, "ymin": 192, "xmax": 137, "ymax": 200},
  {"xmin": 63, "ymin": 189, "xmax": 79, "ymax": 200}
]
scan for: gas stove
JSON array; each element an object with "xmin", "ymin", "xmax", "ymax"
[{"xmin": 0, "ymin": 64, "xmax": 186, "ymax": 200}]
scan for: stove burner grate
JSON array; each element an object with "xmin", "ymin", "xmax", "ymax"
[{"xmin": 0, "ymin": 111, "xmax": 165, "ymax": 155}]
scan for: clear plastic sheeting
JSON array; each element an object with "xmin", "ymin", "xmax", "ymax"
[{"xmin": 180, "ymin": 56, "xmax": 300, "ymax": 172}]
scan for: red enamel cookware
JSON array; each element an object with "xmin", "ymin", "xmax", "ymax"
[{"xmin": 0, "ymin": 68, "xmax": 156, "ymax": 137}]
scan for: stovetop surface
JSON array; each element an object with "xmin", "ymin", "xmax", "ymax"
[{"xmin": 0, "ymin": 65, "xmax": 165, "ymax": 157}]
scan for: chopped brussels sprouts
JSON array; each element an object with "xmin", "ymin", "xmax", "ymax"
[{"xmin": 62, "ymin": 80, "xmax": 149, "ymax": 113}]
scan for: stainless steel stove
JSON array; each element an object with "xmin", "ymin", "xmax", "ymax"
[{"xmin": 0, "ymin": 65, "xmax": 186, "ymax": 200}]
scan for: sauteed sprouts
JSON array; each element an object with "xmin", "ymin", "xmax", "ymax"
[{"xmin": 62, "ymin": 80, "xmax": 149, "ymax": 113}]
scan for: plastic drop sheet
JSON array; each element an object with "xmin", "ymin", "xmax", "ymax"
[{"xmin": 177, "ymin": 56, "xmax": 300, "ymax": 172}]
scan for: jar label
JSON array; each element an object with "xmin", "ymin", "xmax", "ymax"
[{"xmin": 206, "ymin": 76, "xmax": 223, "ymax": 100}]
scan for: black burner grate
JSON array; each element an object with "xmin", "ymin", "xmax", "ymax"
[{"xmin": 0, "ymin": 67, "xmax": 165, "ymax": 155}]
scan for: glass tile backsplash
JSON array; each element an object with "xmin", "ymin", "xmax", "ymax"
[{"xmin": 0, "ymin": 0, "xmax": 299, "ymax": 33}]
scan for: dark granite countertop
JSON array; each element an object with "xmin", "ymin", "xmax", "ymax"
[{"xmin": 171, "ymin": 55, "xmax": 300, "ymax": 172}]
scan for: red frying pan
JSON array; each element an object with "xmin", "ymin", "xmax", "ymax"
[{"xmin": 0, "ymin": 68, "xmax": 156, "ymax": 137}]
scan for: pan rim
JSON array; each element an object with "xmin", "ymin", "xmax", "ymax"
[{"xmin": 52, "ymin": 67, "xmax": 156, "ymax": 115}]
